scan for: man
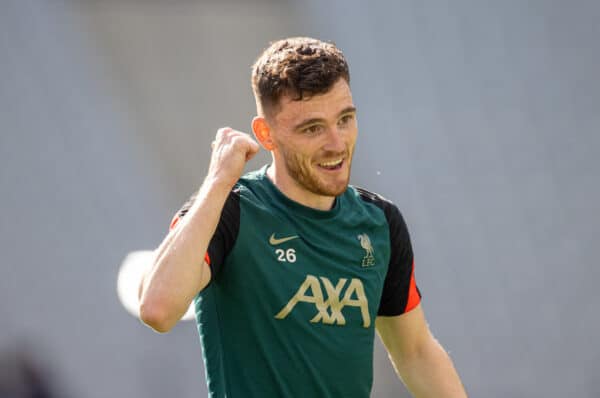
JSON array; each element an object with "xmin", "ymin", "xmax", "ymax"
[{"xmin": 139, "ymin": 37, "xmax": 467, "ymax": 397}]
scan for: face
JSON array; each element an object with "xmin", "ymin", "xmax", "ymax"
[{"xmin": 269, "ymin": 79, "xmax": 358, "ymax": 198}]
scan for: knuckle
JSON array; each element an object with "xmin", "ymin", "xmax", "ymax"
[
  {"xmin": 216, "ymin": 127, "xmax": 233, "ymax": 138},
  {"xmin": 230, "ymin": 135, "xmax": 244, "ymax": 146}
]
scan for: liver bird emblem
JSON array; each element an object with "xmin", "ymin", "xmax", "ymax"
[{"xmin": 357, "ymin": 233, "xmax": 375, "ymax": 267}]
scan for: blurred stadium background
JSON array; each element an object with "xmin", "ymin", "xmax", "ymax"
[{"xmin": 1, "ymin": 0, "xmax": 599, "ymax": 397}]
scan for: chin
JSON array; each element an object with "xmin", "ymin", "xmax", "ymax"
[
  {"xmin": 317, "ymin": 178, "xmax": 350, "ymax": 197},
  {"xmin": 324, "ymin": 174, "xmax": 351, "ymax": 195}
]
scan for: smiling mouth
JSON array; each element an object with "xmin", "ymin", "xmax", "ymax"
[{"xmin": 317, "ymin": 158, "xmax": 344, "ymax": 171}]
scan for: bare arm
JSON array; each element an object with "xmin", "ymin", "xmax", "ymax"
[
  {"xmin": 376, "ymin": 305, "xmax": 467, "ymax": 397},
  {"xmin": 138, "ymin": 127, "xmax": 259, "ymax": 333}
]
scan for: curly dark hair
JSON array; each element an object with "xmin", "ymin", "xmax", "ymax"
[{"xmin": 251, "ymin": 37, "xmax": 350, "ymax": 117}]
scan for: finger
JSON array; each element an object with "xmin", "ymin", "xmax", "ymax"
[
  {"xmin": 215, "ymin": 127, "xmax": 251, "ymax": 146},
  {"xmin": 216, "ymin": 127, "xmax": 233, "ymax": 139},
  {"xmin": 245, "ymin": 140, "xmax": 260, "ymax": 161}
]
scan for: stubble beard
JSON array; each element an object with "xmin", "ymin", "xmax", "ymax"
[{"xmin": 281, "ymin": 146, "xmax": 353, "ymax": 197}]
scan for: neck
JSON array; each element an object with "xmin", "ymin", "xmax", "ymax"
[{"xmin": 266, "ymin": 164, "xmax": 336, "ymax": 211}]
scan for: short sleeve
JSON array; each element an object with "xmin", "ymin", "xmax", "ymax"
[
  {"xmin": 169, "ymin": 188, "xmax": 240, "ymax": 280},
  {"xmin": 377, "ymin": 203, "xmax": 421, "ymax": 316}
]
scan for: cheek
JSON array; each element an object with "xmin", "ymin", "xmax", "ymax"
[
  {"xmin": 281, "ymin": 143, "xmax": 311, "ymax": 169},
  {"xmin": 348, "ymin": 126, "xmax": 358, "ymax": 142},
  {"xmin": 290, "ymin": 140, "xmax": 319, "ymax": 161},
  {"xmin": 294, "ymin": 151, "xmax": 314, "ymax": 171},
  {"xmin": 348, "ymin": 131, "xmax": 358, "ymax": 150}
]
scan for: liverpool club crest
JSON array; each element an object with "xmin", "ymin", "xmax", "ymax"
[{"xmin": 357, "ymin": 233, "xmax": 375, "ymax": 267}]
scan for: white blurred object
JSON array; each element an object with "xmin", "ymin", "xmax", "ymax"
[{"xmin": 117, "ymin": 250, "xmax": 195, "ymax": 321}]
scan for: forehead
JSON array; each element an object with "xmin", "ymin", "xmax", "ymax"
[{"xmin": 272, "ymin": 79, "xmax": 354, "ymax": 126}]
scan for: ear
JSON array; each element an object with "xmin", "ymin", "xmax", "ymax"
[{"xmin": 252, "ymin": 116, "xmax": 275, "ymax": 151}]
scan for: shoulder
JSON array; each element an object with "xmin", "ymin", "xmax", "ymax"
[
  {"xmin": 348, "ymin": 185, "xmax": 410, "ymax": 236},
  {"xmin": 351, "ymin": 186, "xmax": 390, "ymax": 205},
  {"xmin": 349, "ymin": 185, "xmax": 399, "ymax": 215}
]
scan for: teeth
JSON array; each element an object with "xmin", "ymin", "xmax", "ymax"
[{"xmin": 319, "ymin": 159, "xmax": 343, "ymax": 167}]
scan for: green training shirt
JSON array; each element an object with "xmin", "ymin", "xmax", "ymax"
[{"xmin": 171, "ymin": 165, "xmax": 421, "ymax": 398}]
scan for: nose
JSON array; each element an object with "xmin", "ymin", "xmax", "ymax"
[{"xmin": 322, "ymin": 126, "xmax": 346, "ymax": 153}]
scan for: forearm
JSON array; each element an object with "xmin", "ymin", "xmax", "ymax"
[
  {"xmin": 139, "ymin": 177, "xmax": 232, "ymax": 332},
  {"xmin": 393, "ymin": 336, "xmax": 467, "ymax": 398}
]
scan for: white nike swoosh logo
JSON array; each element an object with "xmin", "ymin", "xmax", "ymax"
[{"xmin": 269, "ymin": 234, "xmax": 299, "ymax": 245}]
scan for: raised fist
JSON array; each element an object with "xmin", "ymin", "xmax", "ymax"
[{"xmin": 206, "ymin": 127, "xmax": 260, "ymax": 188}]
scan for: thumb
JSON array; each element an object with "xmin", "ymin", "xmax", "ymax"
[{"xmin": 245, "ymin": 140, "xmax": 261, "ymax": 161}]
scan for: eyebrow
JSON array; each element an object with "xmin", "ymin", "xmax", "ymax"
[{"xmin": 293, "ymin": 106, "xmax": 357, "ymax": 131}]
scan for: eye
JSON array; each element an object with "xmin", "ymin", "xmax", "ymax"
[
  {"xmin": 338, "ymin": 113, "xmax": 355, "ymax": 127},
  {"xmin": 303, "ymin": 124, "xmax": 324, "ymax": 135}
]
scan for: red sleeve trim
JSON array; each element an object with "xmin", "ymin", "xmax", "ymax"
[
  {"xmin": 169, "ymin": 215, "xmax": 180, "ymax": 230},
  {"xmin": 404, "ymin": 260, "xmax": 421, "ymax": 312}
]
